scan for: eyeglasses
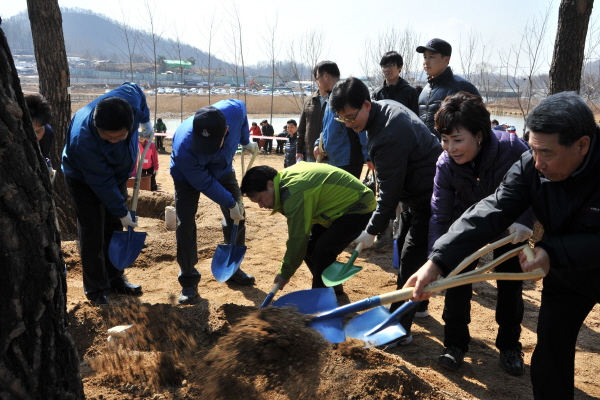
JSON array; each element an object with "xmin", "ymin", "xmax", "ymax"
[
  {"xmin": 381, "ymin": 63, "xmax": 396, "ymax": 70},
  {"xmin": 334, "ymin": 108, "xmax": 361, "ymax": 123},
  {"xmin": 315, "ymin": 73, "xmax": 324, "ymax": 81}
]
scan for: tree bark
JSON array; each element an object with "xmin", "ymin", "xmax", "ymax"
[
  {"xmin": 26, "ymin": 0, "xmax": 77, "ymax": 237},
  {"xmin": 549, "ymin": 0, "xmax": 594, "ymax": 94},
  {"xmin": 0, "ymin": 24, "xmax": 83, "ymax": 400}
]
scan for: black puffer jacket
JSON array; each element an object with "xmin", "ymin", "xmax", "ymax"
[
  {"xmin": 364, "ymin": 100, "xmax": 442, "ymax": 235},
  {"xmin": 418, "ymin": 67, "xmax": 480, "ymax": 139},
  {"xmin": 430, "ymin": 131, "xmax": 600, "ymax": 277},
  {"xmin": 371, "ymin": 77, "xmax": 419, "ymax": 115}
]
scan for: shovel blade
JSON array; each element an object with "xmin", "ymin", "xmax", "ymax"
[
  {"xmin": 272, "ymin": 287, "xmax": 338, "ymax": 315},
  {"xmin": 108, "ymin": 230, "xmax": 147, "ymax": 270},
  {"xmin": 344, "ymin": 306, "xmax": 407, "ymax": 348},
  {"xmin": 211, "ymin": 244, "xmax": 247, "ymax": 282},
  {"xmin": 322, "ymin": 261, "xmax": 363, "ymax": 287},
  {"xmin": 272, "ymin": 287, "xmax": 345, "ymax": 343}
]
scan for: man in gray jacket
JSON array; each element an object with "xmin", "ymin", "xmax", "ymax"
[{"xmin": 330, "ymin": 77, "xmax": 442, "ymax": 345}]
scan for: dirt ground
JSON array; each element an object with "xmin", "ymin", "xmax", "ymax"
[{"xmin": 62, "ymin": 148, "xmax": 600, "ymax": 400}]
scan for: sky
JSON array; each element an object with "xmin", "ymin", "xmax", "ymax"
[{"xmin": 2, "ymin": 0, "xmax": 598, "ymax": 77}]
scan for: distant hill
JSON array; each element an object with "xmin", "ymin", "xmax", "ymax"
[{"xmin": 3, "ymin": 7, "xmax": 228, "ymax": 71}]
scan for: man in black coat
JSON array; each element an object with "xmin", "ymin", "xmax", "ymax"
[
  {"xmin": 330, "ymin": 77, "xmax": 442, "ymax": 345},
  {"xmin": 417, "ymin": 38, "xmax": 480, "ymax": 140},
  {"xmin": 406, "ymin": 92, "xmax": 600, "ymax": 400}
]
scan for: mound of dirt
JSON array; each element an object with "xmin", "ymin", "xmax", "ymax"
[{"xmin": 198, "ymin": 307, "xmax": 329, "ymax": 400}]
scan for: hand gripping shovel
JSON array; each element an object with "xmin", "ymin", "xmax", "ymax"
[
  {"xmin": 211, "ymin": 146, "xmax": 256, "ymax": 282},
  {"xmin": 273, "ymin": 234, "xmax": 545, "ymax": 344},
  {"xmin": 322, "ymin": 242, "xmax": 365, "ymax": 287},
  {"xmin": 108, "ymin": 131, "xmax": 153, "ymax": 270}
]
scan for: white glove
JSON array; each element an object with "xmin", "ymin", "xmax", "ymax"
[
  {"xmin": 355, "ymin": 230, "xmax": 376, "ymax": 248},
  {"xmin": 229, "ymin": 202, "xmax": 245, "ymax": 221},
  {"xmin": 242, "ymin": 142, "xmax": 258, "ymax": 152},
  {"xmin": 140, "ymin": 121, "xmax": 154, "ymax": 138},
  {"xmin": 509, "ymin": 222, "xmax": 533, "ymax": 244},
  {"xmin": 120, "ymin": 212, "xmax": 138, "ymax": 229}
]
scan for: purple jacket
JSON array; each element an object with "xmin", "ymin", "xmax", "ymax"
[{"xmin": 429, "ymin": 130, "xmax": 534, "ymax": 252}]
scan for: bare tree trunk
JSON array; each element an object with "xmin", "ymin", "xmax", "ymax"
[
  {"xmin": 26, "ymin": 0, "xmax": 77, "ymax": 237},
  {"xmin": 549, "ymin": 0, "xmax": 594, "ymax": 94},
  {"xmin": 0, "ymin": 24, "xmax": 83, "ymax": 399}
]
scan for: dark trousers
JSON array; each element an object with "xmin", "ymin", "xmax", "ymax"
[
  {"xmin": 275, "ymin": 138, "xmax": 285, "ymax": 153},
  {"xmin": 337, "ymin": 164, "xmax": 363, "ymax": 180},
  {"xmin": 304, "ymin": 212, "xmax": 372, "ymax": 288},
  {"xmin": 174, "ymin": 171, "xmax": 245, "ymax": 288},
  {"xmin": 142, "ymin": 167, "xmax": 158, "ymax": 191},
  {"xmin": 263, "ymin": 138, "xmax": 272, "ymax": 152},
  {"xmin": 531, "ymin": 269, "xmax": 600, "ymax": 399},
  {"xmin": 155, "ymin": 136, "xmax": 164, "ymax": 150},
  {"xmin": 442, "ymin": 239, "xmax": 524, "ymax": 353},
  {"xmin": 389, "ymin": 204, "xmax": 431, "ymax": 333},
  {"xmin": 65, "ymin": 176, "xmax": 127, "ymax": 299}
]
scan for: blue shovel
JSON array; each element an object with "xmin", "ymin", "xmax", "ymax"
[{"xmin": 108, "ymin": 131, "xmax": 153, "ymax": 270}]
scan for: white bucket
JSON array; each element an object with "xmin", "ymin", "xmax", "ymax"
[{"xmin": 165, "ymin": 206, "xmax": 177, "ymax": 231}]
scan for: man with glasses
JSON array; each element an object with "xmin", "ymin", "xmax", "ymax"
[
  {"xmin": 372, "ymin": 51, "xmax": 419, "ymax": 115},
  {"xmin": 312, "ymin": 61, "xmax": 369, "ymax": 178},
  {"xmin": 170, "ymin": 99, "xmax": 259, "ymax": 305},
  {"xmin": 417, "ymin": 38, "xmax": 480, "ymax": 140},
  {"xmin": 330, "ymin": 77, "xmax": 442, "ymax": 346}
]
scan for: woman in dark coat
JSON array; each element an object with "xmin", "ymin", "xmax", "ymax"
[{"xmin": 430, "ymin": 92, "xmax": 534, "ymax": 376}]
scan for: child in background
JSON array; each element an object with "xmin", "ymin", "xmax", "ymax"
[
  {"xmin": 284, "ymin": 119, "xmax": 298, "ymax": 168},
  {"xmin": 135, "ymin": 131, "xmax": 160, "ymax": 191}
]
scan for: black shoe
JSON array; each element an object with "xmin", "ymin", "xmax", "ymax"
[
  {"xmin": 373, "ymin": 222, "xmax": 393, "ymax": 249},
  {"xmin": 89, "ymin": 294, "xmax": 109, "ymax": 306},
  {"xmin": 227, "ymin": 269, "xmax": 255, "ymax": 285},
  {"xmin": 499, "ymin": 349, "xmax": 525, "ymax": 376},
  {"xmin": 438, "ymin": 346, "xmax": 465, "ymax": 371},
  {"xmin": 178, "ymin": 287, "xmax": 199, "ymax": 305},
  {"xmin": 110, "ymin": 278, "xmax": 143, "ymax": 295}
]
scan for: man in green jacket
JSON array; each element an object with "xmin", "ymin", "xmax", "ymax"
[{"xmin": 240, "ymin": 162, "xmax": 376, "ymax": 291}]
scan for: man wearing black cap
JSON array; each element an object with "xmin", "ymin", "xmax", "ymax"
[
  {"xmin": 416, "ymin": 38, "xmax": 480, "ymax": 140},
  {"xmin": 170, "ymin": 99, "xmax": 258, "ymax": 304}
]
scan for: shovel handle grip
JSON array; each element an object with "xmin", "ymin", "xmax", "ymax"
[
  {"xmin": 378, "ymin": 244, "xmax": 542, "ymax": 305},
  {"xmin": 260, "ymin": 283, "xmax": 280, "ymax": 308}
]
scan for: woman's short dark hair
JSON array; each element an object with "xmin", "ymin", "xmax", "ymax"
[
  {"xmin": 526, "ymin": 91, "xmax": 596, "ymax": 146},
  {"xmin": 329, "ymin": 77, "xmax": 371, "ymax": 114},
  {"xmin": 94, "ymin": 97, "xmax": 134, "ymax": 132},
  {"xmin": 240, "ymin": 165, "xmax": 278, "ymax": 196},
  {"xmin": 435, "ymin": 92, "xmax": 491, "ymax": 144},
  {"xmin": 380, "ymin": 51, "xmax": 404, "ymax": 69},
  {"xmin": 24, "ymin": 92, "xmax": 52, "ymax": 125}
]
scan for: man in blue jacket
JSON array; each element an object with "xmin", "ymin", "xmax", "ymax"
[
  {"xmin": 170, "ymin": 99, "xmax": 258, "ymax": 304},
  {"xmin": 62, "ymin": 82, "xmax": 153, "ymax": 305}
]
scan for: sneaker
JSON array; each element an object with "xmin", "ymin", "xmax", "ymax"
[
  {"xmin": 438, "ymin": 346, "xmax": 465, "ymax": 371},
  {"xmin": 499, "ymin": 349, "xmax": 525, "ymax": 376},
  {"xmin": 227, "ymin": 269, "xmax": 255, "ymax": 285},
  {"xmin": 382, "ymin": 334, "xmax": 413, "ymax": 348},
  {"xmin": 178, "ymin": 287, "xmax": 199, "ymax": 305},
  {"xmin": 415, "ymin": 301, "xmax": 430, "ymax": 318}
]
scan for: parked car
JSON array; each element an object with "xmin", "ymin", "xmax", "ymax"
[
  {"xmin": 188, "ymin": 88, "xmax": 198, "ymax": 93},
  {"xmin": 173, "ymin": 88, "xmax": 181, "ymax": 94},
  {"xmin": 146, "ymin": 90, "xmax": 155, "ymax": 96},
  {"xmin": 157, "ymin": 88, "xmax": 165, "ymax": 94},
  {"xmin": 258, "ymin": 89, "xmax": 272, "ymax": 96},
  {"xmin": 165, "ymin": 87, "xmax": 173, "ymax": 94},
  {"xmin": 229, "ymin": 88, "xmax": 237, "ymax": 94},
  {"xmin": 197, "ymin": 89, "xmax": 205, "ymax": 95}
]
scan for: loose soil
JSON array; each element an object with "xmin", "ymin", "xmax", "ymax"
[{"xmin": 62, "ymin": 150, "xmax": 600, "ymax": 400}]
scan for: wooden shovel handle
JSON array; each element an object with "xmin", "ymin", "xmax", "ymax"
[
  {"xmin": 447, "ymin": 233, "xmax": 517, "ymax": 278},
  {"xmin": 378, "ymin": 244, "xmax": 543, "ymax": 305}
]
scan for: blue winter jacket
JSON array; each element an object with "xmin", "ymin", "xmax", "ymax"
[
  {"xmin": 319, "ymin": 102, "xmax": 368, "ymax": 167},
  {"xmin": 170, "ymin": 99, "xmax": 250, "ymax": 207},
  {"xmin": 61, "ymin": 82, "xmax": 150, "ymax": 218},
  {"xmin": 428, "ymin": 130, "xmax": 534, "ymax": 252}
]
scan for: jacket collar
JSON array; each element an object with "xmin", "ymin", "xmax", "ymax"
[{"xmin": 428, "ymin": 66, "xmax": 453, "ymax": 87}]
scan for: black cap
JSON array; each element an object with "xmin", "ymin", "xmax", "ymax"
[
  {"xmin": 416, "ymin": 38, "xmax": 452, "ymax": 57},
  {"xmin": 192, "ymin": 106, "xmax": 227, "ymax": 155}
]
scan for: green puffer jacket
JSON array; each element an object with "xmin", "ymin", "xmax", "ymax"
[{"xmin": 272, "ymin": 162, "xmax": 376, "ymax": 279}]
